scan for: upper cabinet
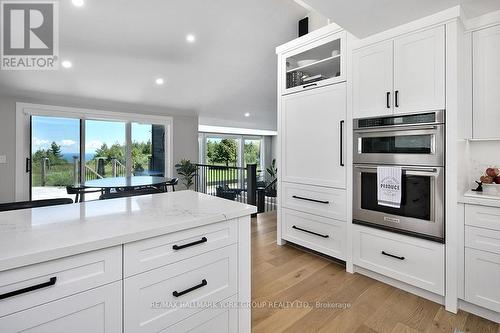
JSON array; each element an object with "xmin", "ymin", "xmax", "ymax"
[
  {"xmin": 473, "ymin": 24, "xmax": 500, "ymax": 139},
  {"xmin": 353, "ymin": 26, "xmax": 445, "ymax": 118},
  {"xmin": 394, "ymin": 26, "xmax": 445, "ymax": 114},
  {"xmin": 281, "ymin": 31, "xmax": 346, "ymax": 95},
  {"xmin": 352, "ymin": 41, "xmax": 394, "ymax": 118}
]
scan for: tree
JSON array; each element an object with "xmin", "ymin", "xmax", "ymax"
[
  {"xmin": 244, "ymin": 141, "xmax": 260, "ymax": 165},
  {"xmin": 213, "ymin": 139, "xmax": 237, "ymax": 166},
  {"xmin": 49, "ymin": 141, "xmax": 62, "ymax": 159}
]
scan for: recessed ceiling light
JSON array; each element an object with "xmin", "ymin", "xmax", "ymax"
[
  {"xmin": 244, "ymin": 112, "xmax": 250, "ymax": 117},
  {"xmin": 155, "ymin": 78, "xmax": 164, "ymax": 85},
  {"xmin": 72, "ymin": 0, "xmax": 85, "ymax": 7},
  {"xmin": 186, "ymin": 34, "xmax": 196, "ymax": 43},
  {"xmin": 61, "ymin": 60, "xmax": 72, "ymax": 69}
]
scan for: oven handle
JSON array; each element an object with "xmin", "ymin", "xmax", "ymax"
[
  {"xmin": 353, "ymin": 124, "xmax": 439, "ymax": 133},
  {"xmin": 353, "ymin": 165, "xmax": 439, "ymax": 174}
]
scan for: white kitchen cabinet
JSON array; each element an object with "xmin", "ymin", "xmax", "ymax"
[
  {"xmin": 0, "ymin": 281, "xmax": 122, "ymax": 333},
  {"xmin": 352, "ymin": 41, "xmax": 394, "ymax": 118},
  {"xmin": 473, "ymin": 24, "xmax": 500, "ymax": 139},
  {"xmin": 352, "ymin": 225, "xmax": 445, "ymax": 295},
  {"xmin": 393, "ymin": 25, "xmax": 445, "ymax": 114},
  {"xmin": 281, "ymin": 83, "xmax": 346, "ymax": 189},
  {"xmin": 465, "ymin": 248, "xmax": 500, "ymax": 313},
  {"xmin": 352, "ymin": 25, "xmax": 445, "ymax": 118},
  {"xmin": 280, "ymin": 30, "xmax": 346, "ymax": 95}
]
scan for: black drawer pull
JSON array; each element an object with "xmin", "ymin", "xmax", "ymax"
[
  {"xmin": 303, "ymin": 83, "xmax": 317, "ymax": 89},
  {"xmin": 292, "ymin": 225, "xmax": 329, "ymax": 238},
  {"xmin": 172, "ymin": 279, "xmax": 207, "ymax": 297},
  {"xmin": 292, "ymin": 195, "xmax": 329, "ymax": 204},
  {"xmin": 381, "ymin": 251, "xmax": 405, "ymax": 260},
  {"xmin": 0, "ymin": 277, "xmax": 57, "ymax": 300},
  {"xmin": 386, "ymin": 92, "xmax": 391, "ymax": 108},
  {"xmin": 172, "ymin": 237, "xmax": 208, "ymax": 250},
  {"xmin": 395, "ymin": 90, "xmax": 399, "ymax": 107}
]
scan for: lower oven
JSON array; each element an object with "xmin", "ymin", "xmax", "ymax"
[{"xmin": 353, "ymin": 164, "xmax": 444, "ymax": 243}]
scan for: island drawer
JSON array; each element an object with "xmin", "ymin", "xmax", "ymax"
[
  {"xmin": 0, "ymin": 281, "xmax": 122, "ymax": 333},
  {"xmin": 353, "ymin": 225, "xmax": 444, "ymax": 295},
  {"xmin": 282, "ymin": 182, "xmax": 346, "ymax": 220},
  {"xmin": 465, "ymin": 225, "xmax": 500, "ymax": 255},
  {"xmin": 282, "ymin": 208, "xmax": 346, "ymax": 260},
  {"xmin": 124, "ymin": 244, "xmax": 237, "ymax": 333},
  {"xmin": 0, "ymin": 246, "xmax": 122, "ymax": 317},
  {"xmin": 124, "ymin": 220, "xmax": 237, "ymax": 277},
  {"xmin": 466, "ymin": 205, "xmax": 500, "ymax": 231},
  {"xmin": 160, "ymin": 295, "xmax": 238, "ymax": 332}
]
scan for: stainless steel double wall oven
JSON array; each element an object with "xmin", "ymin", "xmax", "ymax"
[{"xmin": 353, "ymin": 111, "xmax": 445, "ymax": 243}]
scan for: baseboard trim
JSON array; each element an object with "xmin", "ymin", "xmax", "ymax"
[
  {"xmin": 458, "ymin": 299, "xmax": 500, "ymax": 324},
  {"xmin": 354, "ymin": 265, "xmax": 445, "ymax": 305}
]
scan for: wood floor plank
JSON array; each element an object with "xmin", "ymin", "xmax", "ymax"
[{"xmin": 251, "ymin": 212, "xmax": 500, "ymax": 333}]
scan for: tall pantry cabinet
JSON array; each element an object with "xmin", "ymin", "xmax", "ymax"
[{"xmin": 276, "ymin": 26, "xmax": 349, "ymax": 260}]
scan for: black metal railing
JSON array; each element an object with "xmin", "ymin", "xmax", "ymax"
[{"xmin": 194, "ymin": 164, "xmax": 276, "ymax": 214}]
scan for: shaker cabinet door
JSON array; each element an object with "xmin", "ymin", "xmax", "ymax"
[
  {"xmin": 473, "ymin": 24, "xmax": 500, "ymax": 139},
  {"xmin": 352, "ymin": 41, "xmax": 394, "ymax": 118},
  {"xmin": 281, "ymin": 83, "xmax": 346, "ymax": 189},
  {"xmin": 0, "ymin": 282, "xmax": 122, "ymax": 333},
  {"xmin": 393, "ymin": 26, "xmax": 445, "ymax": 114}
]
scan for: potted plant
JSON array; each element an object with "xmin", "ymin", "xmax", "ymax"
[{"xmin": 175, "ymin": 159, "xmax": 198, "ymax": 190}]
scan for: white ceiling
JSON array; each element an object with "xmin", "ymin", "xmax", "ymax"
[
  {"xmin": 300, "ymin": 0, "xmax": 500, "ymax": 38},
  {"xmin": 0, "ymin": 0, "xmax": 306, "ymax": 130}
]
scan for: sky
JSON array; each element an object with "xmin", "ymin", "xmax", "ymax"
[{"xmin": 32, "ymin": 116, "xmax": 154, "ymax": 155}]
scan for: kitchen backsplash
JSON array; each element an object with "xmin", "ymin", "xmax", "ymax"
[{"xmin": 467, "ymin": 141, "xmax": 500, "ymax": 187}]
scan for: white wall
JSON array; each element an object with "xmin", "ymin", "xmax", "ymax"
[{"xmin": 0, "ymin": 94, "xmax": 198, "ymax": 203}]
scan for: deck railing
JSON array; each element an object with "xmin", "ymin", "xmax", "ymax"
[{"xmin": 194, "ymin": 163, "xmax": 276, "ymax": 214}]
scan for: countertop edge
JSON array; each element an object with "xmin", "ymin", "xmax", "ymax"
[{"xmin": 0, "ymin": 206, "xmax": 256, "ymax": 272}]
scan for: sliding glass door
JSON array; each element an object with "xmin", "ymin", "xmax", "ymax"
[
  {"xmin": 85, "ymin": 120, "xmax": 126, "ymax": 180},
  {"xmin": 31, "ymin": 116, "xmax": 81, "ymax": 201},
  {"xmin": 26, "ymin": 112, "xmax": 170, "ymax": 202}
]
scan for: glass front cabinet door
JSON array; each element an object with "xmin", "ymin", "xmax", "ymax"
[{"xmin": 282, "ymin": 31, "xmax": 346, "ymax": 95}]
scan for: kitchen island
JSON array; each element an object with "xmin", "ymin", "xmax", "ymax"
[{"xmin": 0, "ymin": 191, "xmax": 256, "ymax": 333}]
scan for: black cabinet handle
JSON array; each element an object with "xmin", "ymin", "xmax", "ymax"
[
  {"xmin": 172, "ymin": 279, "xmax": 207, "ymax": 297},
  {"xmin": 340, "ymin": 120, "xmax": 344, "ymax": 167},
  {"xmin": 0, "ymin": 277, "xmax": 57, "ymax": 300},
  {"xmin": 172, "ymin": 237, "xmax": 207, "ymax": 250},
  {"xmin": 395, "ymin": 90, "xmax": 399, "ymax": 108},
  {"xmin": 25, "ymin": 157, "xmax": 31, "ymax": 173},
  {"xmin": 292, "ymin": 195, "xmax": 329, "ymax": 204},
  {"xmin": 292, "ymin": 225, "xmax": 329, "ymax": 238},
  {"xmin": 386, "ymin": 92, "xmax": 391, "ymax": 108},
  {"xmin": 303, "ymin": 83, "xmax": 317, "ymax": 89},
  {"xmin": 381, "ymin": 251, "xmax": 405, "ymax": 260}
]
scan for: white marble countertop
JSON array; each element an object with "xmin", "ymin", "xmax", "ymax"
[
  {"xmin": 0, "ymin": 191, "xmax": 256, "ymax": 272},
  {"xmin": 460, "ymin": 190, "xmax": 500, "ymax": 208}
]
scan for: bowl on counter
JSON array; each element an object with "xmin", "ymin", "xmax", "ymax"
[{"xmin": 483, "ymin": 184, "xmax": 500, "ymax": 196}]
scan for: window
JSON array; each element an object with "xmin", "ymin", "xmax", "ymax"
[{"xmin": 199, "ymin": 133, "xmax": 268, "ymax": 172}]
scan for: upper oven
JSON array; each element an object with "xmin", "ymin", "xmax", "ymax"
[{"xmin": 353, "ymin": 111, "xmax": 445, "ymax": 166}]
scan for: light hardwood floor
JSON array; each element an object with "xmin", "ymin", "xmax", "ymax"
[{"xmin": 251, "ymin": 212, "xmax": 500, "ymax": 333}]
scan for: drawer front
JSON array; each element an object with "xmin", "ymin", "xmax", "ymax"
[
  {"xmin": 353, "ymin": 225, "xmax": 444, "ymax": 295},
  {"xmin": 0, "ymin": 246, "xmax": 122, "ymax": 317},
  {"xmin": 0, "ymin": 281, "xmax": 122, "ymax": 333},
  {"xmin": 465, "ymin": 225, "xmax": 500, "ymax": 255},
  {"xmin": 282, "ymin": 209, "xmax": 346, "ymax": 260},
  {"xmin": 124, "ymin": 245, "xmax": 237, "ymax": 333},
  {"xmin": 161, "ymin": 296, "xmax": 238, "ymax": 333},
  {"xmin": 466, "ymin": 248, "xmax": 500, "ymax": 312},
  {"xmin": 466, "ymin": 205, "xmax": 500, "ymax": 231},
  {"xmin": 124, "ymin": 220, "xmax": 237, "ymax": 277},
  {"xmin": 282, "ymin": 182, "xmax": 346, "ymax": 220}
]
